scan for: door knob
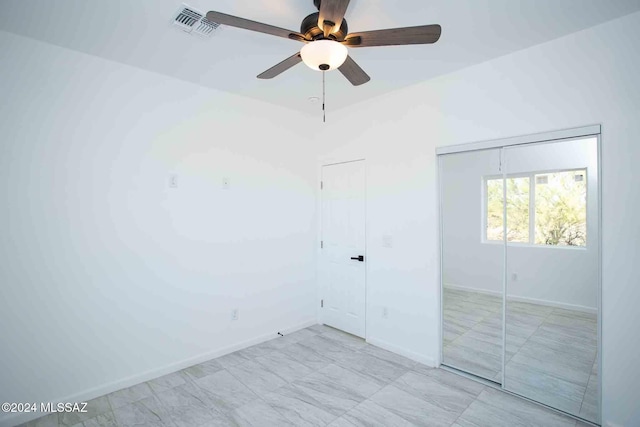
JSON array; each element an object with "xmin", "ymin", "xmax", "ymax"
[{"xmin": 350, "ymin": 255, "xmax": 365, "ymax": 262}]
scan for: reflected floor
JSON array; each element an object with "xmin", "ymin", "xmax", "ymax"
[{"xmin": 443, "ymin": 287, "xmax": 598, "ymax": 424}]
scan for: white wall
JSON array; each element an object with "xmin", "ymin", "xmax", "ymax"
[
  {"xmin": 0, "ymin": 31, "xmax": 318, "ymax": 427},
  {"xmin": 441, "ymin": 138, "xmax": 599, "ymax": 311},
  {"xmin": 317, "ymin": 11, "xmax": 640, "ymax": 427}
]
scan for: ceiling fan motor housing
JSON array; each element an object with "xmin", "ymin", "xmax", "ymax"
[{"xmin": 301, "ymin": 12, "xmax": 348, "ymax": 41}]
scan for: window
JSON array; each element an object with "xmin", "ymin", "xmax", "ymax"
[
  {"xmin": 486, "ymin": 177, "xmax": 530, "ymax": 243},
  {"xmin": 485, "ymin": 169, "xmax": 587, "ymax": 247}
]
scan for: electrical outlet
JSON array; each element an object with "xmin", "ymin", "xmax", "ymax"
[
  {"xmin": 511, "ymin": 273, "xmax": 518, "ymax": 281},
  {"xmin": 231, "ymin": 308, "xmax": 239, "ymax": 321},
  {"xmin": 382, "ymin": 235, "xmax": 393, "ymax": 248},
  {"xmin": 382, "ymin": 307, "xmax": 388, "ymax": 319},
  {"xmin": 169, "ymin": 174, "xmax": 178, "ymax": 188},
  {"xmin": 222, "ymin": 177, "xmax": 230, "ymax": 190}
]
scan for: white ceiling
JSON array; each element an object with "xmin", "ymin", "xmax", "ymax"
[{"xmin": 2, "ymin": 0, "xmax": 639, "ymax": 115}]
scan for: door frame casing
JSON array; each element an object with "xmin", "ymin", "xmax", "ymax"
[{"xmin": 317, "ymin": 157, "xmax": 367, "ymax": 340}]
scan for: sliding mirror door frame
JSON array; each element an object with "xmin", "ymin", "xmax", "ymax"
[
  {"xmin": 439, "ymin": 148, "xmax": 506, "ymax": 383},
  {"xmin": 437, "ymin": 125, "xmax": 602, "ymax": 425}
]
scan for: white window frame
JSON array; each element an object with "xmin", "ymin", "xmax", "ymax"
[{"xmin": 482, "ymin": 168, "xmax": 588, "ymax": 248}]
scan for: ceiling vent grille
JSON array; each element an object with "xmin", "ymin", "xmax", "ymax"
[{"xmin": 172, "ymin": 4, "xmax": 220, "ymax": 38}]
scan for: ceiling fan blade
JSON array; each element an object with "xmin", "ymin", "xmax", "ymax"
[
  {"xmin": 344, "ymin": 24, "xmax": 441, "ymax": 47},
  {"xmin": 206, "ymin": 11, "xmax": 308, "ymax": 42},
  {"xmin": 338, "ymin": 56, "xmax": 370, "ymax": 86},
  {"xmin": 257, "ymin": 53, "xmax": 303, "ymax": 79},
  {"xmin": 318, "ymin": 0, "xmax": 351, "ymax": 37}
]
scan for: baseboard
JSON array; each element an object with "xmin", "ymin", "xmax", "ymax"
[
  {"xmin": 445, "ymin": 283, "xmax": 502, "ymax": 297},
  {"xmin": 365, "ymin": 337, "xmax": 437, "ymax": 369},
  {"xmin": 444, "ymin": 283, "xmax": 597, "ymax": 314},
  {"xmin": 0, "ymin": 319, "xmax": 317, "ymax": 427},
  {"xmin": 507, "ymin": 294, "xmax": 597, "ymax": 314}
]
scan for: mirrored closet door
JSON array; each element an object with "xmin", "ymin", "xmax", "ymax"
[
  {"xmin": 503, "ymin": 137, "xmax": 600, "ymax": 424},
  {"xmin": 440, "ymin": 148, "xmax": 505, "ymax": 383},
  {"xmin": 439, "ymin": 129, "xmax": 601, "ymax": 425}
]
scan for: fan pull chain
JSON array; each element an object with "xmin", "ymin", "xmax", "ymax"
[{"xmin": 322, "ymin": 70, "xmax": 326, "ymax": 123}]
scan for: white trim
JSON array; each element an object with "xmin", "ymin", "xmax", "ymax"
[
  {"xmin": 596, "ymin": 133, "xmax": 603, "ymax": 426},
  {"xmin": 509, "ymin": 295, "xmax": 596, "ymax": 315},
  {"xmin": 0, "ymin": 319, "xmax": 317, "ymax": 427},
  {"xmin": 436, "ymin": 124, "xmax": 601, "ymax": 155},
  {"xmin": 366, "ymin": 337, "xmax": 437, "ymax": 368},
  {"xmin": 437, "ymin": 155, "xmax": 445, "ymax": 367},
  {"xmin": 363, "ymin": 160, "xmax": 368, "ymax": 341},
  {"xmin": 445, "ymin": 283, "xmax": 502, "ymax": 297},
  {"xmin": 529, "ymin": 173, "xmax": 535, "ymax": 244},
  {"xmin": 501, "ymin": 148, "xmax": 507, "ymax": 387},
  {"xmin": 481, "ymin": 240, "xmax": 588, "ymax": 251},
  {"xmin": 444, "ymin": 284, "xmax": 597, "ymax": 314}
]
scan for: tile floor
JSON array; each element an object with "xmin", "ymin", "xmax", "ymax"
[
  {"xmin": 21, "ymin": 324, "xmax": 592, "ymax": 427},
  {"xmin": 443, "ymin": 288, "xmax": 599, "ymax": 424}
]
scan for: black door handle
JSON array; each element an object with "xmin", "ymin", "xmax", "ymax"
[{"xmin": 350, "ymin": 255, "xmax": 365, "ymax": 262}]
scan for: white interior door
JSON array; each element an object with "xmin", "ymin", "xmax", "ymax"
[{"xmin": 320, "ymin": 160, "xmax": 366, "ymax": 338}]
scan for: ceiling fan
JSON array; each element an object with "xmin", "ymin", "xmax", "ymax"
[{"xmin": 206, "ymin": 0, "xmax": 442, "ymax": 86}]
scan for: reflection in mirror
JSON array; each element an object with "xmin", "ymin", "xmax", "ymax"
[
  {"xmin": 441, "ymin": 148, "xmax": 504, "ymax": 382},
  {"xmin": 503, "ymin": 137, "xmax": 599, "ymax": 424}
]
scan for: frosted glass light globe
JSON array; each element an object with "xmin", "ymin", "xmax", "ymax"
[{"xmin": 300, "ymin": 40, "xmax": 348, "ymax": 71}]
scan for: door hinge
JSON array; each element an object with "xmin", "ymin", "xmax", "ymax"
[
  {"xmin": 321, "ymin": 299, "xmax": 324, "ymax": 308},
  {"xmin": 320, "ymin": 240, "xmax": 323, "ymax": 249},
  {"xmin": 320, "ymin": 181, "xmax": 323, "ymax": 190}
]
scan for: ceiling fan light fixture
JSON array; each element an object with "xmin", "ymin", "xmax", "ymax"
[{"xmin": 300, "ymin": 40, "xmax": 348, "ymax": 71}]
